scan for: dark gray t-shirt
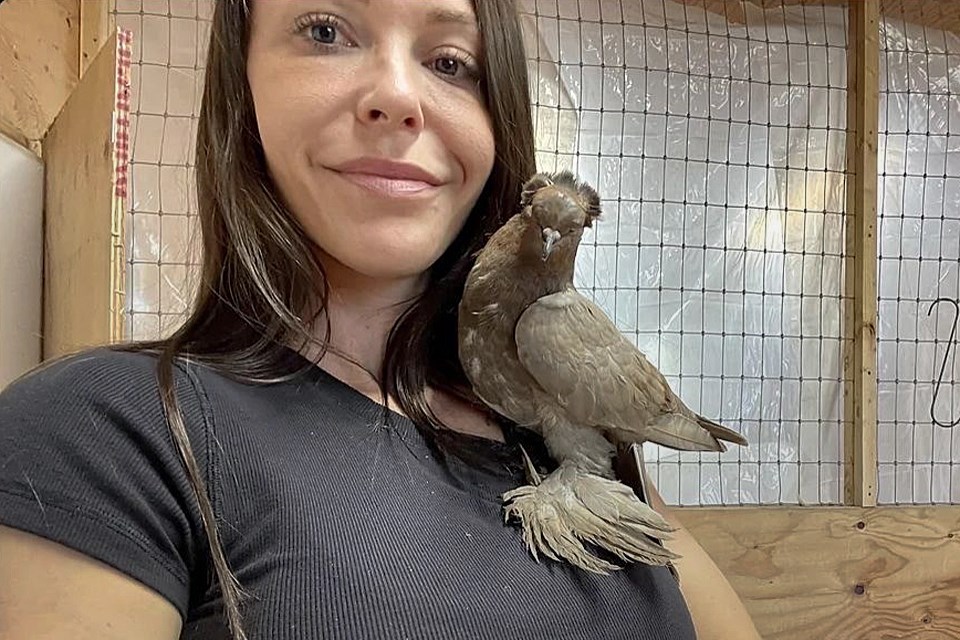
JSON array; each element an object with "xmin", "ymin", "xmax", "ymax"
[{"xmin": 0, "ymin": 349, "xmax": 696, "ymax": 639}]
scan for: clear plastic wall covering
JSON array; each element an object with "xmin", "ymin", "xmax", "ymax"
[
  {"xmin": 876, "ymin": 17, "xmax": 960, "ymax": 504},
  {"xmin": 119, "ymin": 0, "xmax": 959, "ymax": 506},
  {"xmin": 520, "ymin": 0, "xmax": 850, "ymax": 505}
]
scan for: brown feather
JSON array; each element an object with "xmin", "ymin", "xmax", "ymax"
[
  {"xmin": 459, "ymin": 170, "xmax": 747, "ymax": 451},
  {"xmin": 458, "ymin": 170, "xmax": 748, "ymax": 574}
]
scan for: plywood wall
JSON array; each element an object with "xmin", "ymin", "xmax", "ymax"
[
  {"xmin": 0, "ymin": 0, "xmax": 80, "ymax": 151},
  {"xmin": 678, "ymin": 506, "xmax": 960, "ymax": 639}
]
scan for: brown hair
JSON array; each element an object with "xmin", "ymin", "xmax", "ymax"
[{"xmin": 124, "ymin": 1, "xmax": 536, "ymax": 638}]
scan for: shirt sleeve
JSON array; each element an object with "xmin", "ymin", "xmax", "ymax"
[{"xmin": 0, "ymin": 349, "xmax": 213, "ymax": 619}]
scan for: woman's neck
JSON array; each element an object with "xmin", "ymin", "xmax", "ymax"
[
  {"xmin": 299, "ymin": 254, "xmax": 506, "ymax": 443},
  {"xmin": 303, "ymin": 255, "xmax": 425, "ymax": 397}
]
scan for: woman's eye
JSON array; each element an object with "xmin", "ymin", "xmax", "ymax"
[
  {"xmin": 434, "ymin": 57, "xmax": 461, "ymax": 76},
  {"xmin": 293, "ymin": 13, "xmax": 350, "ymax": 49},
  {"xmin": 310, "ymin": 23, "xmax": 338, "ymax": 45},
  {"xmin": 431, "ymin": 51, "xmax": 480, "ymax": 83}
]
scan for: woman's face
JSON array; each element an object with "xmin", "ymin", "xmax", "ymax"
[{"xmin": 247, "ymin": 0, "xmax": 496, "ymax": 284}]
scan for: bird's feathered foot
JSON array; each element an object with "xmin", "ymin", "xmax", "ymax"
[{"xmin": 502, "ymin": 463, "xmax": 679, "ymax": 573}]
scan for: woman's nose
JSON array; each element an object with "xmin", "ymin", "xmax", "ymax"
[{"xmin": 355, "ymin": 54, "xmax": 425, "ymax": 133}]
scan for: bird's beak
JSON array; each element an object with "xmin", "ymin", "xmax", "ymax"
[{"xmin": 541, "ymin": 227, "xmax": 561, "ymax": 261}]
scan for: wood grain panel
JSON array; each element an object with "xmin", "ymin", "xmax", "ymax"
[
  {"xmin": 678, "ymin": 506, "xmax": 960, "ymax": 639},
  {"xmin": 678, "ymin": 0, "xmax": 960, "ymax": 35},
  {"xmin": 0, "ymin": 0, "xmax": 79, "ymax": 148},
  {"xmin": 42, "ymin": 33, "xmax": 120, "ymax": 357}
]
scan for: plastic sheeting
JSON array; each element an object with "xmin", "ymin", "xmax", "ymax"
[
  {"xmin": 119, "ymin": 0, "xmax": 959, "ymax": 505},
  {"xmin": 116, "ymin": 1, "xmax": 208, "ymax": 340},
  {"xmin": 877, "ymin": 19, "xmax": 960, "ymax": 504},
  {"xmin": 520, "ymin": 0, "xmax": 850, "ymax": 504},
  {"xmin": 0, "ymin": 133, "xmax": 43, "ymax": 389}
]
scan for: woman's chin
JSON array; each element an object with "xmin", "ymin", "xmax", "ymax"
[{"xmin": 324, "ymin": 245, "xmax": 445, "ymax": 285}]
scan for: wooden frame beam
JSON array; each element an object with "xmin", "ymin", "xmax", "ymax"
[
  {"xmin": 843, "ymin": 0, "xmax": 880, "ymax": 507},
  {"xmin": 677, "ymin": 0, "xmax": 960, "ymax": 35},
  {"xmin": 80, "ymin": 0, "xmax": 113, "ymax": 78},
  {"xmin": 43, "ymin": 32, "xmax": 123, "ymax": 357},
  {"xmin": 0, "ymin": 0, "xmax": 80, "ymax": 151}
]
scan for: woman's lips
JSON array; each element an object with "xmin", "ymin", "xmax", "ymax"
[
  {"xmin": 330, "ymin": 157, "xmax": 444, "ymax": 198},
  {"xmin": 335, "ymin": 171, "xmax": 437, "ymax": 197}
]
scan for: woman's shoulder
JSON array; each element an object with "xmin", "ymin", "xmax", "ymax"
[
  {"xmin": 0, "ymin": 346, "xmax": 216, "ymax": 619},
  {"xmin": 0, "ymin": 346, "xmax": 216, "ymax": 462},
  {"xmin": 5, "ymin": 346, "xmax": 168, "ymax": 400},
  {"xmin": 2, "ymin": 345, "xmax": 220, "ymax": 411}
]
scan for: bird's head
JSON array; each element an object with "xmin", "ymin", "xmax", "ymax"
[{"xmin": 518, "ymin": 171, "xmax": 601, "ymax": 262}]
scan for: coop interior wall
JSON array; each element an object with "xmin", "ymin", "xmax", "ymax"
[
  {"xmin": 116, "ymin": 0, "xmax": 959, "ymax": 507},
  {"xmin": 114, "ymin": 0, "xmax": 208, "ymax": 341},
  {"xmin": 876, "ymin": 18, "xmax": 960, "ymax": 504},
  {"xmin": 524, "ymin": 0, "xmax": 851, "ymax": 505}
]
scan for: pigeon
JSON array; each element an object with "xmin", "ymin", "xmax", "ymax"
[{"xmin": 458, "ymin": 170, "xmax": 748, "ymax": 573}]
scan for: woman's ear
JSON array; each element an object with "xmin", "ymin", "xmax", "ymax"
[{"xmin": 520, "ymin": 173, "xmax": 553, "ymax": 209}]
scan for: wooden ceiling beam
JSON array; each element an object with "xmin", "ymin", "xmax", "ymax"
[{"xmin": 676, "ymin": 0, "xmax": 960, "ymax": 35}]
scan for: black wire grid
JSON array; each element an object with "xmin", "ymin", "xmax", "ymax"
[
  {"xmin": 114, "ymin": 0, "xmax": 209, "ymax": 341},
  {"xmin": 877, "ymin": 9, "xmax": 960, "ymax": 505},
  {"xmin": 115, "ymin": 0, "xmax": 958, "ymax": 506},
  {"xmin": 522, "ymin": 0, "xmax": 851, "ymax": 505}
]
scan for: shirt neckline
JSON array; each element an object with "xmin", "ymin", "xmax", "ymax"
[{"xmin": 274, "ymin": 344, "xmax": 530, "ymax": 467}]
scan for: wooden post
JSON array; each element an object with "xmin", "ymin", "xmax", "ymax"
[
  {"xmin": 843, "ymin": 0, "xmax": 880, "ymax": 507},
  {"xmin": 80, "ymin": 0, "xmax": 113, "ymax": 77},
  {"xmin": 43, "ymin": 33, "xmax": 126, "ymax": 357}
]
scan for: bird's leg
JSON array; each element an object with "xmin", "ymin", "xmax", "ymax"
[
  {"xmin": 502, "ymin": 419, "xmax": 678, "ymax": 573},
  {"xmin": 539, "ymin": 416, "xmax": 618, "ymax": 478}
]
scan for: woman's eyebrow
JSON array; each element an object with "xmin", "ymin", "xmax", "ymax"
[
  {"xmin": 426, "ymin": 8, "xmax": 477, "ymax": 27},
  {"xmin": 346, "ymin": 0, "xmax": 476, "ymax": 26}
]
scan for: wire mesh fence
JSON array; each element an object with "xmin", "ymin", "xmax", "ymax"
[
  {"xmin": 877, "ymin": 12, "xmax": 960, "ymax": 504},
  {"xmin": 115, "ymin": 0, "xmax": 959, "ymax": 507},
  {"xmin": 113, "ymin": 0, "xmax": 209, "ymax": 342},
  {"xmin": 521, "ymin": 0, "xmax": 850, "ymax": 505}
]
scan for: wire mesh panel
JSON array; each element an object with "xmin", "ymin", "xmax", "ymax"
[
  {"xmin": 877, "ymin": 14, "xmax": 960, "ymax": 504},
  {"xmin": 113, "ymin": 0, "xmax": 210, "ymax": 341},
  {"xmin": 112, "ymin": 0, "xmax": 889, "ymax": 507},
  {"xmin": 519, "ymin": 0, "xmax": 850, "ymax": 505}
]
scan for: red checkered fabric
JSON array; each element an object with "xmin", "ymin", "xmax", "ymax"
[{"xmin": 114, "ymin": 29, "xmax": 133, "ymax": 200}]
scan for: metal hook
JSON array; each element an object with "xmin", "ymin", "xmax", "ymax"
[{"xmin": 927, "ymin": 298, "xmax": 959, "ymax": 428}]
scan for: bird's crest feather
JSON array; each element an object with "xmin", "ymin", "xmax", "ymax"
[{"xmin": 520, "ymin": 170, "xmax": 602, "ymax": 227}]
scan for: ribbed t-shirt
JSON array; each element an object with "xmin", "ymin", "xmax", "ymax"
[{"xmin": 0, "ymin": 348, "xmax": 696, "ymax": 639}]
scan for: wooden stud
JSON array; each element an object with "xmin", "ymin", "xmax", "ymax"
[
  {"xmin": 42, "ymin": 34, "xmax": 121, "ymax": 358},
  {"xmin": 80, "ymin": 0, "xmax": 113, "ymax": 78},
  {"xmin": 679, "ymin": 0, "xmax": 960, "ymax": 36},
  {"xmin": 842, "ymin": 0, "xmax": 880, "ymax": 507}
]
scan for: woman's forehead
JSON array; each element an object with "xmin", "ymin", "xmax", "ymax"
[{"xmin": 251, "ymin": 0, "xmax": 480, "ymax": 26}]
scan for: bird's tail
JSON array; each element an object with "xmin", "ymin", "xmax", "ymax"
[{"xmin": 645, "ymin": 413, "xmax": 747, "ymax": 452}]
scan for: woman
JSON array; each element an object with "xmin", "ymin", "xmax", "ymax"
[{"xmin": 0, "ymin": 1, "xmax": 760, "ymax": 638}]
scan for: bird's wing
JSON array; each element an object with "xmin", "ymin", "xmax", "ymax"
[{"xmin": 515, "ymin": 289, "xmax": 680, "ymax": 435}]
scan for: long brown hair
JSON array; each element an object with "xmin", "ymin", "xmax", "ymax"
[{"xmin": 124, "ymin": 1, "xmax": 536, "ymax": 637}]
